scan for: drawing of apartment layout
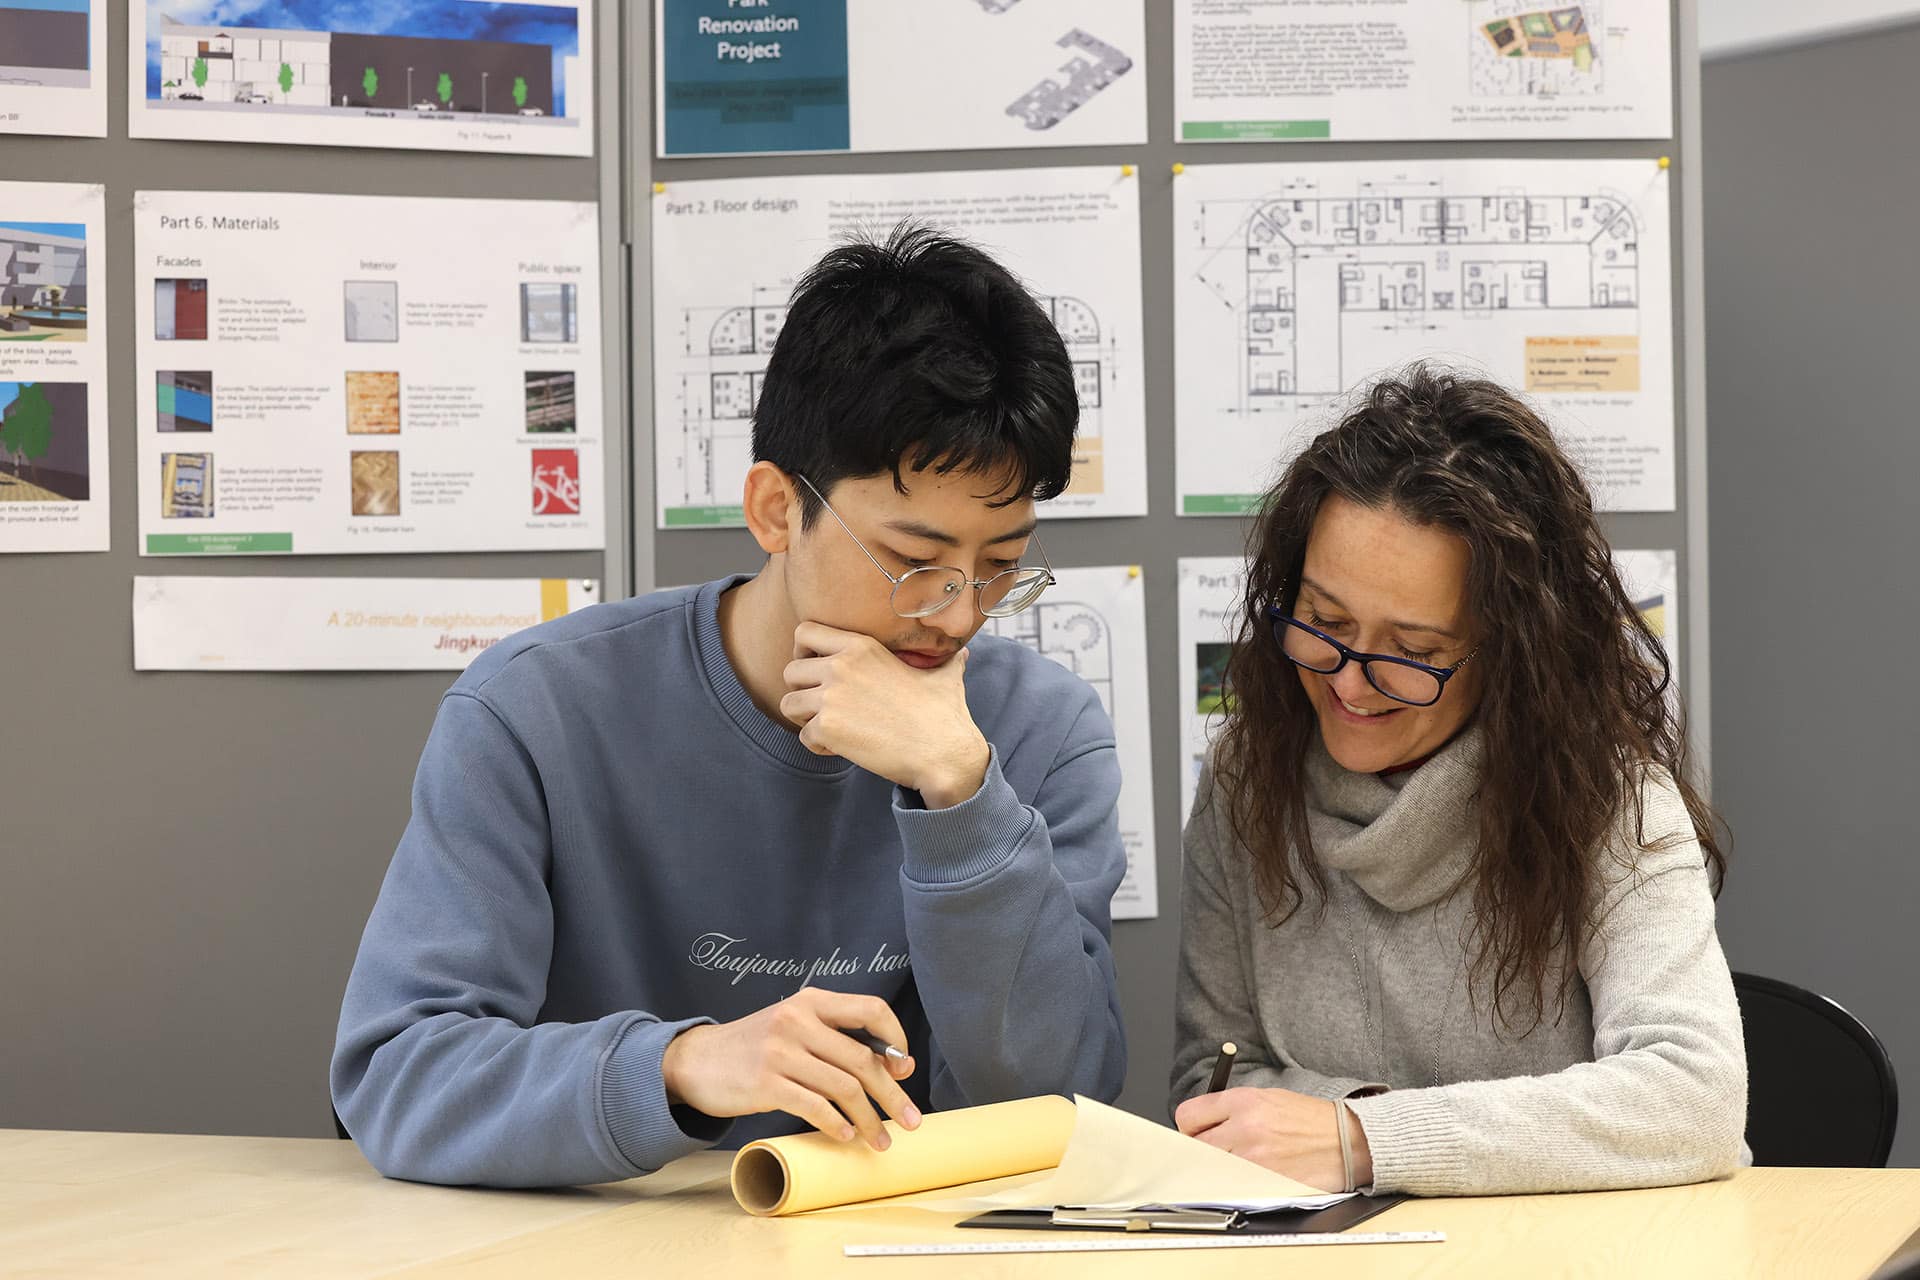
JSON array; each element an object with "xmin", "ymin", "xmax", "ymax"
[
  {"xmin": 1472, "ymin": 3, "xmax": 1603, "ymax": 97},
  {"xmin": 1006, "ymin": 30, "xmax": 1131, "ymax": 131},
  {"xmin": 665, "ymin": 290, "xmax": 1112, "ymax": 517},
  {"xmin": 1192, "ymin": 178, "xmax": 1641, "ymax": 412},
  {"xmin": 982, "ymin": 599, "xmax": 1114, "ymax": 714}
]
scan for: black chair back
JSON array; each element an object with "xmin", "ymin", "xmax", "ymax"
[{"xmin": 1734, "ymin": 971, "xmax": 1898, "ymax": 1167}]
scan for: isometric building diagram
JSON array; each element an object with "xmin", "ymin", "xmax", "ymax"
[
  {"xmin": 1191, "ymin": 178, "xmax": 1642, "ymax": 413},
  {"xmin": 1472, "ymin": 3, "xmax": 1603, "ymax": 98},
  {"xmin": 1006, "ymin": 30, "xmax": 1132, "ymax": 131},
  {"xmin": 982, "ymin": 598, "xmax": 1115, "ymax": 715},
  {"xmin": 664, "ymin": 289, "xmax": 1115, "ymax": 517}
]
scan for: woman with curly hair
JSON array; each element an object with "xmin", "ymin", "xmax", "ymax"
[{"xmin": 1170, "ymin": 365, "xmax": 1746, "ymax": 1197}]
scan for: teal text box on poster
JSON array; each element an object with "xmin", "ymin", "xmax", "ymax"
[{"xmin": 661, "ymin": 0, "xmax": 850, "ymax": 155}]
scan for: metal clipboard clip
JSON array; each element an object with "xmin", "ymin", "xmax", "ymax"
[{"xmin": 1049, "ymin": 1205, "xmax": 1245, "ymax": 1232}]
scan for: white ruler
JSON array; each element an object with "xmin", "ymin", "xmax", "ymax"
[{"xmin": 846, "ymin": 1229, "xmax": 1445, "ymax": 1257}]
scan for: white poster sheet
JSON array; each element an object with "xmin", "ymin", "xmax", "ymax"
[
  {"xmin": 0, "ymin": 0, "xmax": 106, "ymax": 137},
  {"xmin": 134, "ymin": 190, "xmax": 603, "ymax": 557},
  {"xmin": 1175, "ymin": 0, "xmax": 1672, "ymax": 142},
  {"xmin": 652, "ymin": 166, "xmax": 1146, "ymax": 528},
  {"xmin": 133, "ymin": 575, "xmax": 598, "ymax": 670},
  {"xmin": 656, "ymin": 0, "xmax": 1145, "ymax": 157},
  {"xmin": 1, "ymin": 182, "xmax": 109, "ymax": 553},
  {"xmin": 982, "ymin": 564, "xmax": 1157, "ymax": 920},
  {"xmin": 129, "ymin": 0, "xmax": 593, "ymax": 156},
  {"xmin": 1175, "ymin": 159, "xmax": 1675, "ymax": 517},
  {"xmin": 1176, "ymin": 556, "xmax": 1244, "ymax": 826},
  {"xmin": 1614, "ymin": 547, "xmax": 1679, "ymax": 689}
]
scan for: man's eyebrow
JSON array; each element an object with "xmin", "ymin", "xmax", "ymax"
[
  {"xmin": 1299, "ymin": 576, "xmax": 1461, "ymax": 639},
  {"xmin": 882, "ymin": 518, "xmax": 1037, "ymax": 547}
]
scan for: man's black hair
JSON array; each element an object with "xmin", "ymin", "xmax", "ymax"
[{"xmin": 752, "ymin": 221, "xmax": 1078, "ymax": 526}]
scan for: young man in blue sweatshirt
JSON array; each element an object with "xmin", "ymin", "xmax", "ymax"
[{"xmin": 330, "ymin": 225, "xmax": 1129, "ymax": 1188}]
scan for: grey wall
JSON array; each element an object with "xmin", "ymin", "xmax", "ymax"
[
  {"xmin": 0, "ymin": 0, "xmax": 616, "ymax": 1137},
  {"xmin": 1703, "ymin": 28, "xmax": 1920, "ymax": 1167},
  {"xmin": 645, "ymin": 0, "xmax": 1702, "ymax": 1125}
]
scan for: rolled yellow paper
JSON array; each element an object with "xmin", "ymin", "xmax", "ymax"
[{"xmin": 729, "ymin": 1094, "xmax": 1076, "ymax": 1216}]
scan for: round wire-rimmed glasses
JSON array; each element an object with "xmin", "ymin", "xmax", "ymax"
[
  {"xmin": 796, "ymin": 473, "xmax": 1057, "ymax": 619},
  {"xmin": 1266, "ymin": 606, "xmax": 1476, "ymax": 708}
]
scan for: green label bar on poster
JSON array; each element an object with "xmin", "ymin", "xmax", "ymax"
[
  {"xmin": 1182, "ymin": 494, "xmax": 1262, "ymax": 516},
  {"xmin": 663, "ymin": 505, "xmax": 748, "ymax": 527},
  {"xmin": 1182, "ymin": 120, "xmax": 1331, "ymax": 141},
  {"xmin": 146, "ymin": 532, "xmax": 295, "ymax": 554}
]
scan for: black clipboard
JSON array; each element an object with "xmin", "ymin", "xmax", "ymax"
[{"xmin": 958, "ymin": 1193, "xmax": 1406, "ymax": 1236}]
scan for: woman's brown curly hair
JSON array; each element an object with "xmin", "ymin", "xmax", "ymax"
[{"xmin": 1212, "ymin": 364, "xmax": 1725, "ymax": 1032}]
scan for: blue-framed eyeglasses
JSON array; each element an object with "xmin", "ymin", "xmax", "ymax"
[{"xmin": 1266, "ymin": 606, "xmax": 1476, "ymax": 708}]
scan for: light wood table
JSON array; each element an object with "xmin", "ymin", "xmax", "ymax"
[{"xmin": 5, "ymin": 1129, "xmax": 1920, "ymax": 1277}]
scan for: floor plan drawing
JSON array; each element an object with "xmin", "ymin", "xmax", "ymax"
[
  {"xmin": 1472, "ymin": 3, "xmax": 1605, "ymax": 98},
  {"xmin": 653, "ymin": 168, "xmax": 1147, "ymax": 527},
  {"xmin": 1191, "ymin": 177, "xmax": 1643, "ymax": 415},
  {"xmin": 663, "ymin": 290, "xmax": 1112, "ymax": 520},
  {"xmin": 658, "ymin": 286, "xmax": 790, "ymax": 523},
  {"xmin": 1174, "ymin": 159, "xmax": 1674, "ymax": 515},
  {"xmin": 983, "ymin": 598, "xmax": 1115, "ymax": 714},
  {"xmin": 1006, "ymin": 30, "xmax": 1132, "ymax": 131}
]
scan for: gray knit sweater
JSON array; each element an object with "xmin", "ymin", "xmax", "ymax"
[{"xmin": 1170, "ymin": 726, "xmax": 1749, "ymax": 1196}]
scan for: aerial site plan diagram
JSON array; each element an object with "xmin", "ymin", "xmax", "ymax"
[
  {"xmin": 1475, "ymin": 4, "xmax": 1604, "ymax": 97},
  {"xmin": 130, "ymin": 0, "xmax": 593, "ymax": 155},
  {"xmin": 1174, "ymin": 159, "xmax": 1675, "ymax": 515}
]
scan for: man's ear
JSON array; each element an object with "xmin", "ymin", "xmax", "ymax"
[{"xmin": 742, "ymin": 461, "xmax": 800, "ymax": 555}]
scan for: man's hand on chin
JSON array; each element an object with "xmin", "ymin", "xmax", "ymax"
[{"xmin": 779, "ymin": 621, "xmax": 991, "ymax": 808}]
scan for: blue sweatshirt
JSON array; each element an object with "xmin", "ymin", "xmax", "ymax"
[{"xmin": 331, "ymin": 576, "xmax": 1128, "ymax": 1187}]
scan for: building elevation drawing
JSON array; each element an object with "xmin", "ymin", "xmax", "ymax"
[
  {"xmin": 146, "ymin": 0, "xmax": 578, "ymax": 121},
  {"xmin": 1, "ymin": 0, "xmax": 90, "ymax": 89},
  {"xmin": 1473, "ymin": 4, "xmax": 1603, "ymax": 97},
  {"xmin": 1006, "ymin": 30, "xmax": 1131, "ymax": 130},
  {"xmin": 1192, "ymin": 180, "xmax": 1642, "ymax": 414},
  {"xmin": 664, "ymin": 290, "xmax": 1112, "ymax": 520}
]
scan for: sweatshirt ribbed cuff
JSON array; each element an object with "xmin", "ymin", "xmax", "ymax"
[
  {"xmin": 1344, "ymin": 1088, "xmax": 1465, "ymax": 1196},
  {"xmin": 892, "ymin": 746, "xmax": 1034, "ymax": 885},
  {"xmin": 600, "ymin": 1016, "xmax": 731, "ymax": 1174}
]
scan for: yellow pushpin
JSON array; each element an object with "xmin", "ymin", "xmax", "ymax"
[
  {"xmin": 1657, "ymin": 156, "xmax": 1670, "ymax": 170},
  {"xmin": 1171, "ymin": 162, "xmax": 1186, "ymax": 175},
  {"xmin": 1120, "ymin": 164, "xmax": 1134, "ymax": 177},
  {"xmin": 1128, "ymin": 565, "xmax": 1141, "ymax": 579},
  {"xmin": 652, "ymin": 181, "xmax": 666, "ymax": 194}
]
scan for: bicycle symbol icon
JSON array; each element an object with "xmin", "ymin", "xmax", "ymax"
[{"xmin": 532, "ymin": 461, "xmax": 580, "ymax": 515}]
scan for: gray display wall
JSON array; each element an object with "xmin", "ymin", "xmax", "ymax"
[
  {"xmin": 2, "ymin": 0, "xmax": 1709, "ymax": 1141},
  {"xmin": 637, "ymin": 0, "xmax": 1710, "ymax": 1125},
  {"xmin": 0, "ymin": 0, "xmax": 623, "ymax": 1136},
  {"xmin": 1702, "ymin": 25, "xmax": 1920, "ymax": 1168}
]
